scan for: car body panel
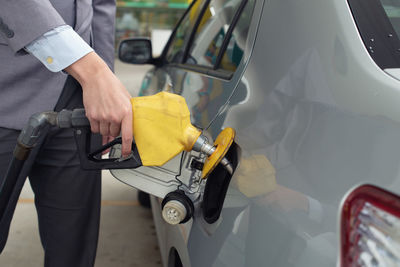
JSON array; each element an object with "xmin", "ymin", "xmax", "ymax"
[
  {"xmin": 112, "ymin": 0, "xmax": 400, "ymax": 266},
  {"xmin": 184, "ymin": 0, "xmax": 400, "ymax": 266}
]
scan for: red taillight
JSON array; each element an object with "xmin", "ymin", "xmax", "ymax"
[{"xmin": 340, "ymin": 184, "xmax": 400, "ymax": 267}]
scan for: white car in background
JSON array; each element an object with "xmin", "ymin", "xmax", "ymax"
[{"xmin": 114, "ymin": 0, "xmax": 400, "ymax": 266}]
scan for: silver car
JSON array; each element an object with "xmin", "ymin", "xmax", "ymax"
[{"xmin": 114, "ymin": 0, "xmax": 400, "ymax": 266}]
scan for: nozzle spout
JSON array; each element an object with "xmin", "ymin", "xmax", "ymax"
[
  {"xmin": 220, "ymin": 157, "xmax": 233, "ymax": 175},
  {"xmin": 192, "ymin": 135, "xmax": 233, "ymax": 175},
  {"xmin": 192, "ymin": 135, "xmax": 215, "ymax": 156}
]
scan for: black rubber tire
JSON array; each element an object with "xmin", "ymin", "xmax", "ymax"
[{"xmin": 138, "ymin": 191, "xmax": 151, "ymax": 208}]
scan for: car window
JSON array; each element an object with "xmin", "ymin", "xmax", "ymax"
[
  {"xmin": 216, "ymin": 0, "xmax": 255, "ymax": 71},
  {"xmin": 381, "ymin": 0, "xmax": 400, "ymax": 37},
  {"xmin": 165, "ymin": 0, "xmax": 207, "ymax": 63},
  {"xmin": 348, "ymin": 0, "xmax": 400, "ymax": 69},
  {"xmin": 186, "ymin": 0, "xmax": 241, "ymax": 68}
]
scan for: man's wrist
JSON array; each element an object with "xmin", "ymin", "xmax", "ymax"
[{"xmin": 65, "ymin": 52, "xmax": 110, "ymax": 86}]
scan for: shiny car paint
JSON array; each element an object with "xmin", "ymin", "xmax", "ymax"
[{"xmin": 113, "ymin": 0, "xmax": 400, "ymax": 266}]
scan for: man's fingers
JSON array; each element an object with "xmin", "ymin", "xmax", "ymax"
[
  {"xmin": 100, "ymin": 122, "xmax": 110, "ymax": 136},
  {"xmin": 121, "ymin": 112, "xmax": 133, "ymax": 157},
  {"xmin": 90, "ymin": 120, "xmax": 100, "ymax": 133},
  {"xmin": 109, "ymin": 123, "xmax": 121, "ymax": 138}
]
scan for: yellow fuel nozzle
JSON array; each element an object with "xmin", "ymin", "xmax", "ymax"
[
  {"xmin": 130, "ymin": 92, "xmax": 234, "ymax": 178},
  {"xmin": 192, "ymin": 128, "xmax": 235, "ymax": 179}
]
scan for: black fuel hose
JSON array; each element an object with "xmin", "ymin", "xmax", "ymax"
[
  {"xmin": 0, "ymin": 112, "xmax": 57, "ymax": 225},
  {"xmin": 0, "ymin": 152, "xmax": 28, "ymax": 221}
]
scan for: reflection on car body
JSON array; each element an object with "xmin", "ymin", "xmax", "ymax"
[{"xmin": 113, "ymin": 0, "xmax": 400, "ymax": 266}]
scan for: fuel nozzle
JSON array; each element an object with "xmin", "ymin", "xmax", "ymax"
[
  {"xmin": 130, "ymin": 92, "xmax": 235, "ymax": 178},
  {"xmin": 192, "ymin": 129, "xmax": 235, "ymax": 178}
]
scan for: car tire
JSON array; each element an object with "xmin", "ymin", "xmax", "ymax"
[{"xmin": 138, "ymin": 190, "xmax": 151, "ymax": 208}]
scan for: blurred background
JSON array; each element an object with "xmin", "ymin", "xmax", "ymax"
[{"xmin": 116, "ymin": 0, "xmax": 190, "ymax": 56}]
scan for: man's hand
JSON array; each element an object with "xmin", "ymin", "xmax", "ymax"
[{"xmin": 65, "ymin": 52, "xmax": 133, "ymax": 157}]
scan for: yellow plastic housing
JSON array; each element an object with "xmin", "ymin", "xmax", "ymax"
[
  {"xmin": 131, "ymin": 92, "xmax": 201, "ymax": 166},
  {"xmin": 201, "ymin": 127, "xmax": 235, "ymax": 179}
]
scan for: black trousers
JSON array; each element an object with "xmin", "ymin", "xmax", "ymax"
[{"xmin": 0, "ymin": 77, "xmax": 102, "ymax": 267}]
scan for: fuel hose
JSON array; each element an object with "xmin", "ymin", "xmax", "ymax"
[{"xmin": 0, "ymin": 112, "xmax": 57, "ymax": 224}]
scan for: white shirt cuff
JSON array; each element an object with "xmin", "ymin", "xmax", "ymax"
[{"xmin": 25, "ymin": 25, "xmax": 93, "ymax": 72}]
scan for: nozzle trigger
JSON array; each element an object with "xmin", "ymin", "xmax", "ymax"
[{"xmin": 74, "ymin": 127, "xmax": 142, "ymax": 170}]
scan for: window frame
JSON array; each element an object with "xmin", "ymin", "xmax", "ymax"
[
  {"xmin": 181, "ymin": 0, "xmax": 213, "ymax": 64},
  {"xmin": 213, "ymin": 0, "xmax": 249, "ymax": 70},
  {"xmin": 161, "ymin": 0, "xmax": 252, "ymax": 79},
  {"xmin": 161, "ymin": 0, "xmax": 211, "ymax": 64},
  {"xmin": 159, "ymin": 0, "xmax": 198, "ymax": 63}
]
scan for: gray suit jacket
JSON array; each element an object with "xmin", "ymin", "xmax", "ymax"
[{"xmin": 0, "ymin": 0, "xmax": 116, "ymax": 129}]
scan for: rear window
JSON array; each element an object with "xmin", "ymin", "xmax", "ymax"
[
  {"xmin": 348, "ymin": 0, "xmax": 400, "ymax": 69},
  {"xmin": 381, "ymin": 0, "xmax": 400, "ymax": 37}
]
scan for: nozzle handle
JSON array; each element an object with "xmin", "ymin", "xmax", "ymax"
[
  {"xmin": 73, "ymin": 122, "xmax": 142, "ymax": 170},
  {"xmin": 57, "ymin": 108, "xmax": 142, "ymax": 170}
]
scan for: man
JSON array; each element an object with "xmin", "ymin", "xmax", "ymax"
[{"xmin": 0, "ymin": 0, "xmax": 133, "ymax": 266}]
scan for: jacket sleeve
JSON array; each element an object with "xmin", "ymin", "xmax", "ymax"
[
  {"xmin": 91, "ymin": 0, "xmax": 116, "ymax": 71},
  {"xmin": 0, "ymin": 0, "xmax": 65, "ymax": 53}
]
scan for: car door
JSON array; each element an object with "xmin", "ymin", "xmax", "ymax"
[
  {"xmin": 110, "ymin": 0, "xmax": 259, "ymax": 220},
  {"xmin": 111, "ymin": 0, "xmax": 207, "ymax": 198}
]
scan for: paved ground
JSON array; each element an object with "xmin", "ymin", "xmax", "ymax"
[{"xmin": 0, "ymin": 61, "xmax": 161, "ymax": 267}]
